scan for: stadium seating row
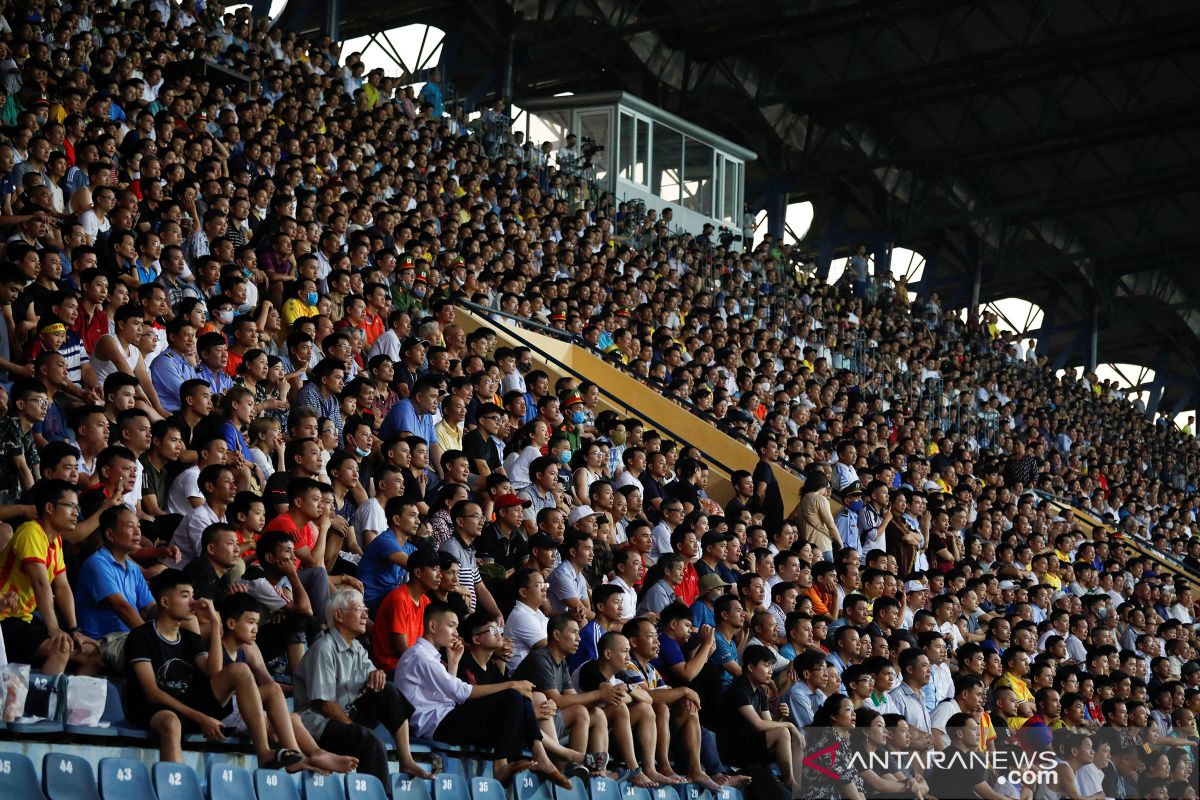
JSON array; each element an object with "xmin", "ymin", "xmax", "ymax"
[{"xmin": 0, "ymin": 751, "xmax": 744, "ymax": 800}]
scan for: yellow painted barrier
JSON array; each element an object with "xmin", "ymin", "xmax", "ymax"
[{"xmin": 455, "ymin": 306, "xmax": 804, "ymax": 516}]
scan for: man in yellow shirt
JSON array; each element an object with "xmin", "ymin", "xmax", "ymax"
[
  {"xmin": 0, "ymin": 479, "xmax": 101, "ymax": 675},
  {"xmin": 991, "ymin": 646, "xmax": 1036, "ymax": 718}
]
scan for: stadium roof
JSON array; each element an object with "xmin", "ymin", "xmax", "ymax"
[{"xmin": 278, "ymin": 0, "xmax": 1200, "ymax": 409}]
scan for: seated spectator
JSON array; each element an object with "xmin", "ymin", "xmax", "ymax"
[
  {"xmin": 293, "ymin": 587, "xmax": 432, "ymax": 786},
  {"xmin": 395, "ymin": 602, "xmax": 572, "ymax": 788},
  {"xmin": 75, "ymin": 505, "xmax": 156, "ymax": 642},
  {"xmin": 512, "ymin": 613, "xmax": 608, "ymax": 761},
  {"xmin": 216, "ymin": 592, "xmax": 358, "ymax": 775},
  {"xmin": 124, "ymin": 568, "xmax": 303, "ymax": 769},
  {"xmin": 171, "ymin": 463, "xmax": 236, "ymax": 565},
  {"xmin": 358, "ymin": 497, "xmax": 422, "ymax": 612},
  {"xmin": 0, "ymin": 479, "xmax": 103, "ymax": 674},
  {"xmin": 716, "ymin": 645, "xmax": 805, "ymax": 794},
  {"xmin": 506, "ymin": 567, "xmax": 550, "ymax": 674},
  {"xmin": 373, "ymin": 547, "xmax": 441, "ymax": 672}
]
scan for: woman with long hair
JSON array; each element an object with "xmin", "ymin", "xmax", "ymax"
[
  {"xmin": 800, "ymin": 468, "xmax": 842, "ymax": 561},
  {"xmin": 505, "ymin": 418, "xmax": 551, "ymax": 490},
  {"xmin": 852, "ymin": 708, "xmax": 925, "ymax": 797}
]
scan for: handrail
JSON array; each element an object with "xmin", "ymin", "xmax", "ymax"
[
  {"xmin": 1034, "ymin": 490, "xmax": 1199, "ymax": 582},
  {"xmin": 457, "ymin": 299, "xmax": 585, "ymax": 345}
]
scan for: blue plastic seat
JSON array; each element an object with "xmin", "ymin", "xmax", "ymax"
[
  {"xmin": 153, "ymin": 762, "xmax": 205, "ymax": 800},
  {"xmin": 647, "ymin": 787, "xmax": 676, "ymax": 800},
  {"xmin": 590, "ymin": 777, "xmax": 621, "ymax": 800},
  {"xmin": 0, "ymin": 751, "xmax": 47, "ymax": 799},
  {"xmin": 346, "ymin": 773, "xmax": 389, "ymax": 800},
  {"xmin": 97, "ymin": 757, "xmax": 154, "ymax": 800},
  {"xmin": 716, "ymin": 788, "xmax": 742, "ymax": 800},
  {"xmin": 441, "ymin": 757, "xmax": 467, "ymax": 778},
  {"xmin": 300, "ymin": 771, "xmax": 343, "ymax": 800},
  {"xmin": 43, "ymin": 753, "xmax": 99, "ymax": 800},
  {"xmin": 207, "ymin": 762, "xmax": 255, "ymax": 800},
  {"xmin": 432, "ymin": 773, "xmax": 471, "ymax": 800},
  {"xmin": 553, "ymin": 775, "xmax": 588, "ymax": 800},
  {"xmin": 65, "ymin": 680, "xmax": 127, "ymax": 738},
  {"xmin": 679, "ymin": 786, "xmax": 713, "ymax": 800},
  {"xmin": 514, "ymin": 772, "xmax": 551, "ymax": 800},
  {"xmin": 393, "ymin": 775, "xmax": 433, "ymax": 800},
  {"xmin": 256, "ymin": 768, "xmax": 301, "ymax": 800},
  {"xmin": 471, "ymin": 777, "xmax": 504, "ymax": 800},
  {"xmin": 621, "ymin": 786, "xmax": 651, "ymax": 800},
  {"xmin": 9, "ymin": 673, "xmax": 64, "ymax": 734}
]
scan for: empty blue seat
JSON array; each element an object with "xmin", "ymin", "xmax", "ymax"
[
  {"xmin": 208, "ymin": 762, "xmax": 255, "ymax": 800},
  {"xmin": 97, "ymin": 757, "xmax": 153, "ymax": 800},
  {"xmin": 679, "ymin": 786, "xmax": 713, "ymax": 800},
  {"xmin": 256, "ymin": 768, "xmax": 301, "ymax": 800},
  {"xmin": 0, "ymin": 751, "xmax": 47, "ymax": 799},
  {"xmin": 647, "ymin": 787, "xmax": 677, "ymax": 800},
  {"xmin": 471, "ymin": 777, "xmax": 503, "ymax": 800},
  {"xmin": 393, "ymin": 775, "xmax": 433, "ymax": 800},
  {"xmin": 553, "ymin": 776, "xmax": 588, "ymax": 800},
  {"xmin": 346, "ymin": 773, "xmax": 389, "ymax": 800},
  {"xmin": 300, "ymin": 771, "xmax": 343, "ymax": 800},
  {"xmin": 621, "ymin": 787, "xmax": 651, "ymax": 800},
  {"xmin": 432, "ymin": 773, "xmax": 470, "ymax": 800},
  {"xmin": 717, "ymin": 788, "xmax": 742, "ymax": 800},
  {"xmin": 590, "ymin": 777, "xmax": 621, "ymax": 800},
  {"xmin": 515, "ymin": 772, "xmax": 551, "ymax": 800},
  {"xmin": 153, "ymin": 762, "xmax": 205, "ymax": 800},
  {"xmin": 43, "ymin": 753, "xmax": 98, "ymax": 800},
  {"xmin": 9, "ymin": 673, "xmax": 64, "ymax": 734},
  {"xmin": 65, "ymin": 680, "xmax": 126, "ymax": 738}
]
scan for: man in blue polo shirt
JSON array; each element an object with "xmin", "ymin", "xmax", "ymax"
[
  {"xmin": 358, "ymin": 497, "xmax": 423, "ymax": 612},
  {"xmin": 75, "ymin": 505, "xmax": 156, "ymax": 640},
  {"xmin": 381, "ymin": 375, "xmax": 438, "ymax": 442}
]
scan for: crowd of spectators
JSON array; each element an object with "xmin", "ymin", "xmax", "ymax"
[{"xmin": 0, "ymin": 2, "xmax": 1197, "ymax": 799}]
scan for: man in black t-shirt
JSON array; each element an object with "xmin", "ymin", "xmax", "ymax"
[
  {"xmin": 457, "ymin": 611, "xmax": 510, "ymax": 687},
  {"xmin": 752, "ymin": 435, "xmax": 784, "ymax": 530},
  {"xmin": 716, "ymin": 645, "xmax": 804, "ymax": 793},
  {"xmin": 925, "ymin": 712, "xmax": 1001, "ymax": 800},
  {"xmin": 575, "ymin": 631, "xmax": 671, "ymax": 787},
  {"xmin": 125, "ymin": 568, "xmax": 302, "ymax": 770},
  {"xmin": 463, "ymin": 402, "xmax": 504, "ymax": 478}
]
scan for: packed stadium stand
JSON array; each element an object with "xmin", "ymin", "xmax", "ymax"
[{"xmin": 0, "ymin": 1, "xmax": 1197, "ymax": 800}]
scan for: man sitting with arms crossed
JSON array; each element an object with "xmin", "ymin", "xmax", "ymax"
[{"xmin": 396, "ymin": 602, "xmax": 573, "ymax": 789}]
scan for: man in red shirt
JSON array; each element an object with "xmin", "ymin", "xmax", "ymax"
[
  {"xmin": 261, "ymin": 477, "xmax": 361, "ymax": 627},
  {"xmin": 372, "ymin": 548, "xmax": 440, "ymax": 672},
  {"xmin": 73, "ymin": 267, "xmax": 111, "ymax": 353},
  {"xmin": 670, "ymin": 528, "xmax": 701, "ymax": 606}
]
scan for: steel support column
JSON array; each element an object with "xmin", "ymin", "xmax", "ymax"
[
  {"xmin": 325, "ymin": 0, "xmax": 339, "ymax": 43},
  {"xmin": 765, "ymin": 186, "xmax": 787, "ymax": 242},
  {"xmin": 1088, "ymin": 298, "xmax": 1099, "ymax": 372}
]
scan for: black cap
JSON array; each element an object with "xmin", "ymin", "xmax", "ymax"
[
  {"xmin": 401, "ymin": 336, "xmax": 428, "ymax": 353},
  {"xmin": 841, "ymin": 480, "xmax": 864, "ymax": 497}
]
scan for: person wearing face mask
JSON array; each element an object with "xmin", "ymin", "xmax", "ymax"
[
  {"xmin": 837, "ymin": 481, "xmax": 865, "ymax": 559},
  {"xmin": 556, "ymin": 391, "xmax": 588, "ymax": 452}
]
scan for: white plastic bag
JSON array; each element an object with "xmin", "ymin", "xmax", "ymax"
[
  {"xmin": 65, "ymin": 675, "xmax": 107, "ymax": 727},
  {"xmin": 1, "ymin": 663, "xmax": 28, "ymax": 723}
]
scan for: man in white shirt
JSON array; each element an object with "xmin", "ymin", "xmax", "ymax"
[
  {"xmin": 610, "ymin": 549, "xmax": 642, "ymax": 621},
  {"xmin": 506, "ymin": 568, "xmax": 550, "ymax": 673},
  {"xmin": 396, "ymin": 603, "xmax": 571, "ymax": 788},
  {"xmin": 170, "ymin": 464, "xmax": 235, "ymax": 566}
]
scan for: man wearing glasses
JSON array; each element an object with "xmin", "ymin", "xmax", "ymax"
[
  {"xmin": 0, "ymin": 478, "xmax": 102, "ymax": 675},
  {"xmin": 0, "ymin": 379, "xmax": 49, "ymax": 503}
]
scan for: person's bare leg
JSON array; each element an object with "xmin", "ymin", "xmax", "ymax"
[
  {"xmin": 259, "ymin": 681, "xmax": 301, "ymax": 752},
  {"xmin": 588, "ymin": 707, "xmax": 609, "ymax": 755},
  {"xmin": 287, "ymin": 712, "xmax": 359, "ymax": 774},
  {"xmin": 606, "ymin": 703, "xmax": 654, "ymax": 787},
  {"xmin": 633, "ymin": 703, "xmax": 674, "ymax": 785},
  {"xmin": 678, "ymin": 711, "xmax": 721, "ymax": 791},
  {"xmin": 148, "ymin": 709, "xmax": 184, "ymax": 764},
  {"xmin": 38, "ymin": 638, "xmax": 70, "ymax": 675},
  {"xmin": 652, "ymin": 703, "xmax": 682, "ymax": 780},
  {"xmin": 529, "ymin": 741, "xmax": 572, "ymax": 789},
  {"xmin": 211, "ymin": 662, "xmax": 276, "ymax": 764},
  {"xmin": 394, "ymin": 720, "xmax": 435, "ymax": 779},
  {"xmin": 560, "ymin": 704, "xmax": 589, "ymax": 755},
  {"xmin": 765, "ymin": 727, "xmax": 797, "ymax": 793},
  {"xmin": 286, "ymin": 642, "xmax": 305, "ymax": 675}
]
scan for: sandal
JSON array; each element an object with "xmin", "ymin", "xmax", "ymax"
[
  {"xmin": 262, "ymin": 748, "xmax": 304, "ymax": 770},
  {"xmin": 584, "ymin": 751, "xmax": 609, "ymax": 774}
]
